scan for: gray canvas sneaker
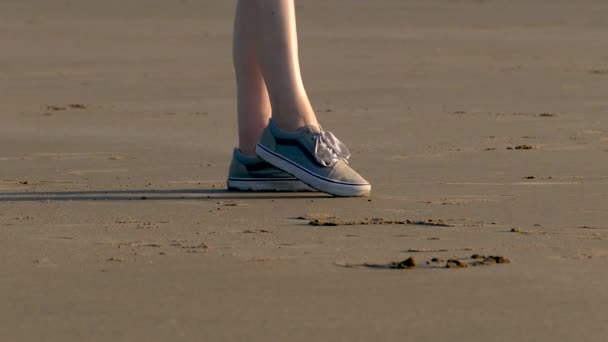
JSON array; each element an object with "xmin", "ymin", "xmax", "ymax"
[
  {"xmin": 255, "ymin": 119, "xmax": 371, "ymax": 197},
  {"xmin": 227, "ymin": 148, "xmax": 314, "ymax": 191}
]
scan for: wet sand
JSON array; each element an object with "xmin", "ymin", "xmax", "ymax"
[{"xmin": 2, "ymin": 1, "xmax": 608, "ymax": 340}]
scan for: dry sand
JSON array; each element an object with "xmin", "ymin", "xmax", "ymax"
[{"xmin": 2, "ymin": 0, "xmax": 608, "ymax": 340}]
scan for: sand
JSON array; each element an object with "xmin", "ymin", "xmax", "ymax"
[{"xmin": 2, "ymin": 0, "xmax": 608, "ymax": 340}]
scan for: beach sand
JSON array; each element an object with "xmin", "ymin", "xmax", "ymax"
[{"xmin": 1, "ymin": 0, "xmax": 608, "ymax": 340}]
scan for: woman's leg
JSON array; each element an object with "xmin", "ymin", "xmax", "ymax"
[
  {"xmin": 233, "ymin": 0, "xmax": 370, "ymax": 197},
  {"xmin": 252, "ymin": 0, "xmax": 319, "ymax": 131},
  {"xmin": 234, "ymin": 0, "xmax": 318, "ymax": 152},
  {"xmin": 233, "ymin": 0, "xmax": 271, "ymax": 156}
]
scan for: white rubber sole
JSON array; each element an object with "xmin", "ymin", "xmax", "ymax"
[
  {"xmin": 256, "ymin": 144, "xmax": 371, "ymax": 197},
  {"xmin": 227, "ymin": 178, "xmax": 314, "ymax": 192}
]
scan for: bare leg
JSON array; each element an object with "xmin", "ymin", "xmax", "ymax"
[
  {"xmin": 233, "ymin": 0, "xmax": 271, "ymax": 156},
  {"xmin": 253, "ymin": 0, "xmax": 319, "ymax": 131},
  {"xmin": 231, "ymin": 0, "xmax": 369, "ymax": 197}
]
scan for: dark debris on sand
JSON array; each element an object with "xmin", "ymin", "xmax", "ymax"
[
  {"xmin": 67, "ymin": 103, "xmax": 90, "ymax": 109},
  {"xmin": 506, "ymin": 144, "xmax": 535, "ymax": 150},
  {"xmin": 342, "ymin": 253, "xmax": 510, "ymax": 271},
  {"xmin": 446, "ymin": 259, "xmax": 468, "ymax": 268},
  {"xmin": 299, "ymin": 215, "xmax": 453, "ymax": 227},
  {"xmin": 46, "ymin": 103, "xmax": 92, "ymax": 111},
  {"xmin": 444, "ymin": 255, "xmax": 510, "ymax": 268},
  {"xmin": 361, "ymin": 257, "xmax": 416, "ymax": 270},
  {"xmin": 514, "ymin": 144, "xmax": 534, "ymax": 150},
  {"xmin": 590, "ymin": 69, "xmax": 608, "ymax": 75},
  {"xmin": 467, "ymin": 255, "xmax": 511, "ymax": 267},
  {"xmin": 389, "ymin": 257, "xmax": 416, "ymax": 269}
]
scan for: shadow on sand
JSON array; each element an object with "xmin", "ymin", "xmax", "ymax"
[{"xmin": 0, "ymin": 188, "xmax": 331, "ymax": 202}]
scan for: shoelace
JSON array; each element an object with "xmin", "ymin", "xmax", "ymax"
[{"xmin": 313, "ymin": 129, "xmax": 351, "ymax": 167}]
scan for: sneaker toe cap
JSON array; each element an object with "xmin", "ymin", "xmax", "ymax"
[{"xmin": 329, "ymin": 161, "xmax": 370, "ymax": 186}]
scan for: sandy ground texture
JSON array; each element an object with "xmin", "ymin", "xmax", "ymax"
[{"xmin": 2, "ymin": 0, "xmax": 608, "ymax": 341}]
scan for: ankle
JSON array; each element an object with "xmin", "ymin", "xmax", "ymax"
[
  {"xmin": 237, "ymin": 146, "xmax": 257, "ymax": 156},
  {"xmin": 271, "ymin": 115, "xmax": 319, "ymax": 132}
]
